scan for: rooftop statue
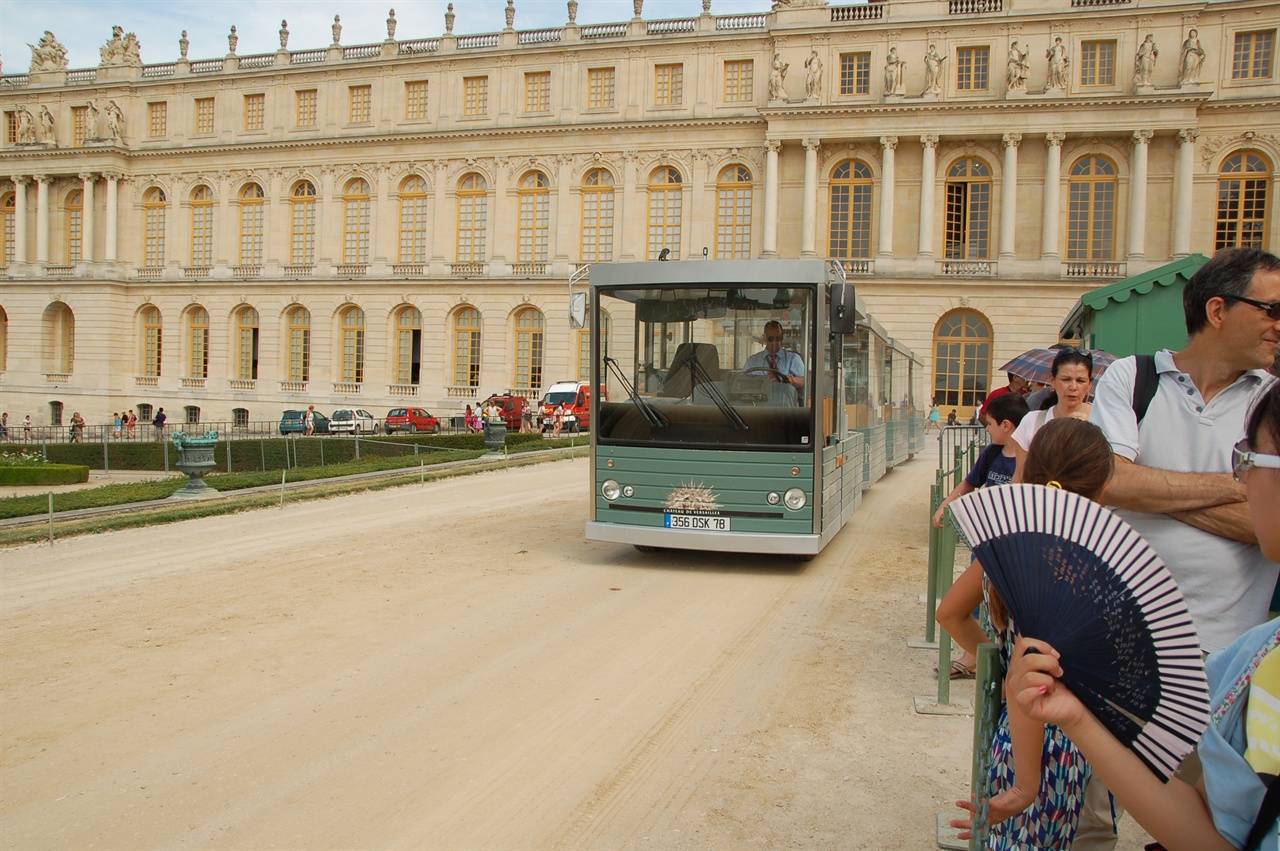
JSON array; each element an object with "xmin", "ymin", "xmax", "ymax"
[
  {"xmin": 99, "ymin": 24, "xmax": 142, "ymax": 68},
  {"xmin": 28, "ymin": 31, "xmax": 68, "ymax": 73}
]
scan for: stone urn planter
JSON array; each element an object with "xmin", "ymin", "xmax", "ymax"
[
  {"xmin": 171, "ymin": 430, "xmax": 220, "ymax": 498},
  {"xmin": 482, "ymin": 418, "xmax": 507, "ymax": 453}
]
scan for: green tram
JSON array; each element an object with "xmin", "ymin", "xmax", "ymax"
[{"xmin": 585, "ymin": 260, "xmax": 925, "ymax": 555}]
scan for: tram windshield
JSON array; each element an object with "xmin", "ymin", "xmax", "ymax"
[{"xmin": 596, "ymin": 285, "xmax": 815, "ymax": 449}]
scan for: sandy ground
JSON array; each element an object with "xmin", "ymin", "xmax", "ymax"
[{"xmin": 0, "ymin": 452, "xmax": 1152, "ymax": 849}]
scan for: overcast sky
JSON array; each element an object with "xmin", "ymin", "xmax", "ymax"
[{"xmin": 2, "ymin": 0, "xmax": 782, "ymax": 72}]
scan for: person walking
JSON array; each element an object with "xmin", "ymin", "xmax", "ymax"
[
  {"xmin": 23, "ymin": 414, "xmax": 33, "ymax": 441},
  {"xmin": 69, "ymin": 411, "xmax": 85, "ymax": 443},
  {"xmin": 127, "ymin": 410, "xmax": 137, "ymax": 439},
  {"xmin": 113, "ymin": 412, "xmax": 122, "ymax": 439},
  {"xmin": 303, "ymin": 405, "xmax": 315, "ymax": 437},
  {"xmin": 152, "ymin": 407, "xmax": 167, "ymax": 439},
  {"xmin": 0, "ymin": 412, "xmax": 8, "ymax": 441}
]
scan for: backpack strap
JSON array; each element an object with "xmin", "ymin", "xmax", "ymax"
[
  {"xmin": 974, "ymin": 443, "xmax": 1000, "ymax": 487},
  {"xmin": 1242, "ymin": 775, "xmax": 1279, "ymax": 851},
  {"xmin": 1132, "ymin": 354, "xmax": 1159, "ymax": 425}
]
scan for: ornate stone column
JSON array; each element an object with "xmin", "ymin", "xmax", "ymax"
[
  {"xmin": 1128, "ymin": 130, "xmax": 1152, "ymax": 259},
  {"xmin": 1000, "ymin": 134, "xmax": 1021, "ymax": 258},
  {"xmin": 919, "ymin": 135, "xmax": 938, "ymax": 257},
  {"xmin": 763, "ymin": 140, "xmax": 781, "ymax": 257},
  {"xmin": 35, "ymin": 175, "xmax": 51, "ymax": 264},
  {"xmin": 1173, "ymin": 128, "xmax": 1199, "ymax": 258},
  {"xmin": 10, "ymin": 177, "xmax": 29, "ymax": 263},
  {"xmin": 801, "ymin": 139, "xmax": 820, "ymax": 257},
  {"xmin": 104, "ymin": 172, "xmax": 120, "ymax": 262},
  {"xmin": 878, "ymin": 136, "xmax": 897, "ymax": 257},
  {"xmin": 79, "ymin": 173, "xmax": 95, "ymax": 263},
  {"xmin": 1041, "ymin": 133, "xmax": 1064, "ymax": 258}
]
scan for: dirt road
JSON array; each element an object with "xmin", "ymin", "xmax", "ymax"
[{"xmin": 0, "ymin": 454, "xmax": 1150, "ymax": 849}]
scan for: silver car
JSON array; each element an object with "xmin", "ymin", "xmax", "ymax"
[{"xmin": 328, "ymin": 408, "xmax": 376, "ymax": 435}]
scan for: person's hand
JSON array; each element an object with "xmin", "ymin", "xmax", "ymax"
[
  {"xmin": 1008, "ymin": 637, "xmax": 1086, "ymax": 730},
  {"xmin": 987, "ymin": 784, "xmax": 1037, "ymax": 825},
  {"xmin": 932, "ymin": 501, "xmax": 949, "ymax": 529},
  {"xmin": 950, "ymin": 798, "xmax": 977, "ymax": 840}
]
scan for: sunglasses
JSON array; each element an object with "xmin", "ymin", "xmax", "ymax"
[
  {"xmin": 765, "ymin": 335, "xmax": 783, "ymax": 342},
  {"xmin": 1231, "ymin": 438, "xmax": 1280, "ymax": 483},
  {"xmin": 1224, "ymin": 294, "xmax": 1280, "ymax": 321}
]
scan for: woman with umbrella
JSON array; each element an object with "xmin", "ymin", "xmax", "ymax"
[{"xmin": 1009, "ymin": 348, "xmax": 1095, "ymax": 482}]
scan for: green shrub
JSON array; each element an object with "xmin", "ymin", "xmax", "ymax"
[{"xmin": 0, "ymin": 464, "xmax": 90, "ymax": 486}]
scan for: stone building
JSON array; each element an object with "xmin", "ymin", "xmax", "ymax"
[{"xmin": 1, "ymin": 0, "xmax": 1276, "ymax": 429}]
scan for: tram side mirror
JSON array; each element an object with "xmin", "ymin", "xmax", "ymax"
[
  {"xmin": 829, "ymin": 283, "xmax": 857, "ymax": 335},
  {"xmin": 569, "ymin": 291, "xmax": 587, "ymax": 329}
]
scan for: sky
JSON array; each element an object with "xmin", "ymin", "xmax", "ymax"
[{"xmin": 2, "ymin": 0, "xmax": 782, "ymax": 72}]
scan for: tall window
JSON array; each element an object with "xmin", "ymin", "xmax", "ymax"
[
  {"xmin": 518, "ymin": 171, "xmax": 550, "ymax": 262},
  {"xmin": 1080, "ymin": 41, "xmax": 1117, "ymax": 86},
  {"xmin": 4, "ymin": 112, "xmax": 15, "ymax": 146},
  {"xmin": 716, "ymin": 165, "xmax": 752, "ymax": 259},
  {"xmin": 464, "ymin": 76, "xmax": 489, "ymax": 116},
  {"xmin": 190, "ymin": 185, "xmax": 213, "ymax": 267},
  {"xmin": 581, "ymin": 168, "xmax": 615, "ymax": 262},
  {"xmin": 239, "ymin": 183, "xmax": 264, "ymax": 265},
  {"xmin": 514, "ymin": 307, "xmax": 544, "ymax": 391},
  {"xmin": 236, "ymin": 306, "xmax": 259, "ymax": 380},
  {"xmin": 453, "ymin": 307, "xmax": 481, "ymax": 388},
  {"xmin": 394, "ymin": 306, "xmax": 422, "ymax": 385},
  {"xmin": 724, "ymin": 60, "xmax": 754, "ymax": 102},
  {"xmin": 72, "ymin": 106, "xmax": 88, "ymax": 147},
  {"xmin": 1233, "ymin": 31, "xmax": 1275, "ymax": 80},
  {"xmin": 647, "ymin": 167, "xmax": 682, "ymax": 260},
  {"xmin": 288, "ymin": 306, "xmax": 311, "ymax": 382},
  {"xmin": 828, "ymin": 160, "xmax": 873, "ymax": 259},
  {"xmin": 944, "ymin": 158, "xmax": 991, "ymax": 260},
  {"xmin": 839, "ymin": 53, "xmax": 871, "ymax": 95},
  {"xmin": 956, "ymin": 47, "xmax": 990, "ymax": 91},
  {"xmin": 142, "ymin": 306, "xmax": 162, "ymax": 377},
  {"xmin": 66, "ymin": 190, "xmax": 83, "ymax": 263},
  {"xmin": 349, "ymin": 85, "xmax": 372, "ymax": 124},
  {"xmin": 194, "ymin": 97, "xmax": 215, "ymax": 134},
  {"xmin": 148, "ymin": 102, "xmax": 167, "ymax": 137},
  {"xmin": 343, "ymin": 178, "xmax": 371, "ymax": 264},
  {"xmin": 932, "ymin": 310, "xmax": 992, "ymax": 411},
  {"xmin": 405, "ymin": 81, "xmax": 429, "ymax": 119},
  {"xmin": 188, "ymin": 307, "xmax": 209, "ymax": 379},
  {"xmin": 456, "ymin": 173, "xmax": 488, "ymax": 263},
  {"xmin": 244, "ymin": 93, "xmax": 265, "ymax": 130},
  {"xmin": 1216, "ymin": 151, "xmax": 1271, "ymax": 250},
  {"xmin": 1, "ymin": 193, "xmax": 13, "ymax": 266},
  {"xmin": 296, "ymin": 89, "xmax": 317, "ymax": 126},
  {"xmin": 340, "ymin": 306, "xmax": 365, "ymax": 384},
  {"xmin": 399, "ymin": 176, "xmax": 429, "ymax": 263},
  {"xmin": 143, "ymin": 187, "xmax": 167, "ymax": 268},
  {"xmin": 655, "ymin": 64, "xmax": 684, "ymax": 106},
  {"xmin": 588, "ymin": 68, "xmax": 616, "ymax": 109},
  {"xmin": 1067, "ymin": 156, "xmax": 1117, "ymax": 261},
  {"xmin": 525, "ymin": 72, "xmax": 551, "ymax": 113},
  {"xmin": 291, "ymin": 180, "xmax": 317, "ymax": 265},
  {"xmin": 579, "ymin": 310, "xmax": 609, "ymax": 382}
]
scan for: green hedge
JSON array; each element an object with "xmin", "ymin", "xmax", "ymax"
[{"xmin": 0, "ymin": 464, "xmax": 90, "ymax": 486}]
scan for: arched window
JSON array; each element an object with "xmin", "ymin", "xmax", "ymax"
[
  {"xmin": 142, "ymin": 306, "xmax": 163, "ymax": 377},
  {"xmin": 944, "ymin": 158, "xmax": 991, "ymax": 260},
  {"xmin": 716, "ymin": 164, "xmax": 753, "ymax": 259},
  {"xmin": 398, "ymin": 176, "xmax": 428, "ymax": 263},
  {"xmin": 932, "ymin": 310, "xmax": 992, "ymax": 412},
  {"xmin": 514, "ymin": 307, "xmax": 545, "ymax": 391},
  {"xmin": 190, "ymin": 185, "xmax": 213, "ymax": 267},
  {"xmin": 456, "ymin": 173, "xmax": 488, "ymax": 263},
  {"xmin": 184, "ymin": 405, "xmax": 201, "ymax": 425},
  {"xmin": 581, "ymin": 168, "xmax": 615, "ymax": 262},
  {"xmin": 1, "ymin": 193, "xmax": 14, "ymax": 266},
  {"xmin": 578, "ymin": 309, "xmax": 609, "ymax": 382},
  {"xmin": 143, "ymin": 187, "xmax": 167, "ymax": 268},
  {"xmin": 66, "ymin": 190, "xmax": 83, "ymax": 263},
  {"xmin": 232, "ymin": 407, "xmax": 250, "ymax": 429},
  {"xmin": 340, "ymin": 306, "xmax": 365, "ymax": 384},
  {"xmin": 518, "ymin": 171, "xmax": 550, "ymax": 263},
  {"xmin": 235, "ymin": 306, "xmax": 259, "ymax": 380},
  {"xmin": 44, "ymin": 302, "xmax": 75, "ymax": 374},
  {"xmin": 647, "ymin": 166, "xmax": 683, "ymax": 260},
  {"xmin": 1067, "ymin": 156, "xmax": 1117, "ymax": 261},
  {"xmin": 343, "ymin": 178, "xmax": 371, "ymax": 264},
  {"xmin": 453, "ymin": 306, "xmax": 481, "ymax": 388},
  {"xmin": 287, "ymin": 305, "xmax": 310, "ymax": 382},
  {"xmin": 829, "ymin": 160, "xmax": 874, "ymax": 259},
  {"xmin": 394, "ymin": 306, "xmax": 422, "ymax": 385},
  {"xmin": 1216, "ymin": 151, "xmax": 1270, "ymax": 250},
  {"xmin": 188, "ymin": 306, "xmax": 208, "ymax": 379},
  {"xmin": 239, "ymin": 183, "xmax": 265, "ymax": 266},
  {"xmin": 290, "ymin": 180, "xmax": 317, "ymax": 265}
]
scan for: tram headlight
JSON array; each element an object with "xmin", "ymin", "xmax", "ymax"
[
  {"xmin": 783, "ymin": 488, "xmax": 807, "ymax": 510},
  {"xmin": 766, "ymin": 492, "xmax": 781, "ymax": 505},
  {"xmin": 622, "ymin": 485, "xmax": 635, "ymax": 498},
  {"xmin": 601, "ymin": 479, "xmax": 621, "ymax": 501}
]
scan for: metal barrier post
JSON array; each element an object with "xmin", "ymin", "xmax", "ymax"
[
  {"xmin": 924, "ymin": 481, "xmax": 941, "ymax": 644},
  {"xmin": 968, "ymin": 642, "xmax": 1003, "ymax": 851},
  {"xmin": 934, "ymin": 520, "xmax": 959, "ymax": 706}
]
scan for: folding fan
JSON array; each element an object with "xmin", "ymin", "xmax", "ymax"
[{"xmin": 949, "ymin": 483, "xmax": 1210, "ymax": 781}]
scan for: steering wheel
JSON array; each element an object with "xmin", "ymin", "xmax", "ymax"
[{"xmin": 743, "ymin": 366, "xmax": 788, "ymax": 383}]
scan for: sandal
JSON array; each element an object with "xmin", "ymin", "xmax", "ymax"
[{"xmin": 948, "ymin": 660, "xmax": 975, "ymax": 680}]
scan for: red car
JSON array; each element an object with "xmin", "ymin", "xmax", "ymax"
[{"xmin": 383, "ymin": 407, "xmax": 440, "ymax": 435}]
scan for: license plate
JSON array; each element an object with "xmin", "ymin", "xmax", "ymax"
[{"xmin": 664, "ymin": 514, "xmax": 730, "ymax": 531}]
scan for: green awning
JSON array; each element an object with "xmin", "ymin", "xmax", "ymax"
[{"xmin": 1060, "ymin": 254, "xmax": 1208, "ymax": 339}]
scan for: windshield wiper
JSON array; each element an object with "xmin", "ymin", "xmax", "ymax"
[
  {"xmin": 604, "ymin": 356, "xmax": 668, "ymax": 429},
  {"xmin": 678, "ymin": 354, "xmax": 749, "ymax": 431}
]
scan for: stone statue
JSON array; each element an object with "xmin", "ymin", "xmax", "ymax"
[
  {"xmin": 773, "ymin": 0, "xmax": 829, "ymax": 6},
  {"xmin": 279, "ymin": 20, "xmax": 289, "ymax": 50},
  {"xmin": 1046, "ymin": 37, "xmax": 1069, "ymax": 89},
  {"xmin": 1134, "ymin": 34, "xmax": 1157, "ymax": 86},
  {"xmin": 1006, "ymin": 41, "xmax": 1029, "ymax": 91},
  {"xmin": 86, "ymin": 100, "xmax": 100, "ymax": 137},
  {"xmin": 884, "ymin": 46, "xmax": 904, "ymax": 95},
  {"xmin": 768, "ymin": 52, "xmax": 789, "ymax": 100},
  {"xmin": 804, "ymin": 50, "xmax": 823, "ymax": 98},
  {"xmin": 1179, "ymin": 29, "xmax": 1204, "ymax": 85},
  {"xmin": 505, "ymin": 0, "xmax": 515, "ymax": 29},
  {"xmin": 179, "ymin": 30, "xmax": 189, "ymax": 59},
  {"xmin": 923, "ymin": 44, "xmax": 945, "ymax": 95},
  {"xmin": 567, "ymin": 0, "xmax": 578, "ymax": 23},
  {"xmin": 228, "ymin": 26, "xmax": 238, "ymax": 55},
  {"xmin": 332, "ymin": 15, "xmax": 342, "ymax": 45},
  {"xmin": 99, "ymin": 25, "xmax": 142, "ymax": 68},
  {"xmin": 38, "ymin": 105, "xmax": 54, "ymax": 143},
  {"xmin": 104, "ymin": 100, "xmax": 124, "ymax": 141},
  {"xmin": 445, "ymin": 4, "xmax": 455, "ymax": 35},
  {"xmin": 633, "ymin": 0, "xmax": 644, "ymax": 18},
  {"xmin": 387, "ymin": 9, "xmax": 397, "ymax": 39},
  {"xmin": 28, "ymin": 31, "xmax": 68, "ymax": 72},
  {"xmin": 15, "ymin": 106, "xmax": 36, "ymax": 144}
]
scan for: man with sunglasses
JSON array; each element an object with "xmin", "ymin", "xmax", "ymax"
[{"xmin": 744, "ymin": 320, "xmax": 805, "ymax": 391}]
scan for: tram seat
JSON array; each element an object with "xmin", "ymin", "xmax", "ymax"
[{"xmin": 660, "ymin": 343, "xmax": 722, "ymax": 398}]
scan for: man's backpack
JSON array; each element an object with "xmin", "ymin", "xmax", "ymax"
[{"xmin": 1131, "ymin": 353, "xmax": 1160, "ymax": 425}]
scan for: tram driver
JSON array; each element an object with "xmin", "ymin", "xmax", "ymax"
[{"xmin": 743, "ymin": 320, "xmax": 805, "ymax": 390}]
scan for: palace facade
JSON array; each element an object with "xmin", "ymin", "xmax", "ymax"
[{"xmin": 1, "ymin": 0, "xmax": 1277, "ymax": 428}]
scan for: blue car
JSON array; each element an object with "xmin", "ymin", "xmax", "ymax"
[{"xmin": 279, "ymin": 409, "xmax": 330, "ymax": 435}]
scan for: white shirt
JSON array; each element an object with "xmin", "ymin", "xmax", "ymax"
[{"xmin": 743, "ymin": 347, "xmax": 805, "ymax": 380}]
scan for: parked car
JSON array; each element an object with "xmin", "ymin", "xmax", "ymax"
[
  {"xmin": 384, "ymin": 407, "xmax": 441, "ymax": 435},
  {"xmin": 539, "ymin": 381, "xmax": 605, "ymax": 432},
  {"xmin": 480, "ymin": 394, "xmax": 530, "ymax": 431},
  {"xmin": 279, "ymin": 409, "xmax": 330, "ymax": 435},
  {"xmin": 329, "ymin": 408, "xmax": 376, "ymax": 435}
]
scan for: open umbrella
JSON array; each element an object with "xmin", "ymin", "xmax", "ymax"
[
  {"xmin": 999, "ymin": 347, "xmax": 1117, "ymax": 386},
  {"xmin": 949, "ymin": 483, "xmax": 1210, "ymax": 781}
]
